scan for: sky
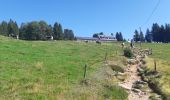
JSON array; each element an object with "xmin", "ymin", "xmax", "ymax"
[{"xmin": 0, "ymin": 0, "xmax": 170, "ymax": 39}]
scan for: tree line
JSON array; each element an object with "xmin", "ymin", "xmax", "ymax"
[
  {"xmin": 150, "ymin": 23, "xmax": 170, "ymax": 43},
  {"xmin": 134, "ymin": 23, "xmax": 170, "ymax": 43},
  {"xmin": 133, "ymin": 29, "xmax": 145, "ymax": 42},
  {"xmin": 0, "ymin": 19, "xmax": 75, "ymax": 40}
]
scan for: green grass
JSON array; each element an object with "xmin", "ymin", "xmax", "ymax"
[
  {"xmin": 102, "ymin": 85, "xmax": 128, "ymax": 100},
  {"xmin": 135, "ymin": 43, "xmax": 170, "ymax": 98},
  {"xmin": 137, "ymin": 43, "xmax": 170, "ymax": 60},
  {"xmin": 0, "ymin": 36, "xmax": 127, "ymax": 100}
]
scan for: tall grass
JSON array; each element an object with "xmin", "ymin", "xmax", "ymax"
[
  {"xmin": 0, "ymin": 36, "xmax": 127, "ymax": 99},
  {"xmin": 136, "ymin": 43, "xmax": 170, "ymax": 98}
]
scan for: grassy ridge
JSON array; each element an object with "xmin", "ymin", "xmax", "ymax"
[
  {"xmin": 136, "ymin": 43, "xmax": 170, "ymax": 98},
  {"xmin": 0, "ymin": 36, "xmax": 127, "ymax": 100},
  {"xmin": 139, "ymin": 43, "xmax": 170, "ymax": 60}
]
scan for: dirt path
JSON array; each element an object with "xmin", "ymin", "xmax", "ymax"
[
  {"xmin": 119, "ymin": 55, "xmax": 151, "ymax": 100},
  {"xmin": 119, "ymin": 64, "xmax": 150, "ymax": 100}
]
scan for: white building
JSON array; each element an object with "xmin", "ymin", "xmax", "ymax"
[{"xmin": 76, "ymin": 35, "xmax": 117, "ymax": 42}]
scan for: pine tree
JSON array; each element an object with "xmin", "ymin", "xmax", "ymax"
[
  {"xmin": 58, "ymin": 24, "xmax": 64, "ymax": 40},
  {"xmin": 145, "ymin": 29, "xmax": 152, "ymax": 42},
  {"xmin": 116, "ymin": 32, "xmax": 119, "ymax": 41},
  {"xmin": 152, "ymin": 23, "xmax": 160, "ymax": 42},
  {"xmin": 139, "ymin": 31, "xmax": 145, "ymax": 42},
  {"xmin": 133, "ymin": 30, "xmax": 140, "ymax": 42},
  {"xmin": 53, "ymin": 22, "xmax": 58, "ymax": 40},
  {"xmin": 53, "ymin": 22, "xmax": 64, "ymax": 40},
  {"xmin": 7, "ymin": 19, "xmax": 19, "ymax": 37},
  {"xmin": 119, "ymin": 32, "xmax": 123, "ymax": 41},
  {"xmin": 64, "ymin": 29, "xmax": 74, "ymax": 40},
  {"xmin": 116, "ymin": 32, "xmax": 123, "ymax": 41},
  {"xmin": 0, "ymin": 21, "xmax": 8, "ymax": 36}
]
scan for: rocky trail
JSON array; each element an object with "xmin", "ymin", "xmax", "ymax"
[
  {"xmin": 118, "ymin": 48, "xmax": 155, "ymax": 100},
  {"xmin": 80, "ymin": 47, "xmax": 161, "ymax": 100},
  {"xmin": 119, "ymin": 63, "xmax": 150, "ymax": 100}
]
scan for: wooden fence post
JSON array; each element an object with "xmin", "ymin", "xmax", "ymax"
[
  {"xmin": 84, "ymin": 64, "xmax": 87, "ymax": 79},
  {"xmin": 105, "ymin": 52, "xmax": 108, "ymax": 63},
  {"xmin": 154, "ymin": 60, "xmax": 157, "ymax": 72}
]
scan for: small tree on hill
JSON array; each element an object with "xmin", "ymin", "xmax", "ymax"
[
  {"xmin": 0, "ymin": 21, "xmax": 8, "ymax": 36},
  {"xmin": 8, "ymin": 19, "xmax": 19, "ymax": 37},
  {"xmin": 145, "ymin": 29, "xmax": 153, "ymax": 42},
  {"xmin": 133, "ymin": 30, "xmax": 140, "ymax": 42},
  {"xmin": 140, "ymin": 31, "xmax": 145, "ymax": 42},
  {"xmin": 116, "ymin": 32, "xmax": 123, "ymax": 41},
  {"xmin": 53, "ymin": 22, "xmax": 64, "ymax": 40},
  {"xmin": 64, "ymin": 29, "xmax": 75, "ymax": 40}
]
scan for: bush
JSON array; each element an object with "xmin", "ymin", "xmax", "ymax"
[{"xmin": 123, "ymin": 48, "xmax": 133, "ymax": 58}]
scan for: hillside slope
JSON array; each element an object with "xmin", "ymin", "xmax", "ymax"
[{"xmin": 0, "ymin": 36, "xmax": 127, "ymax": 100}]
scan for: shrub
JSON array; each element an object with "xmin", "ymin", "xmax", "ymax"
[{"xmin": 123, "ymin": 48, "xmax": 133, "ymax": 58}]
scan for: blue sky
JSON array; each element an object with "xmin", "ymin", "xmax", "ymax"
[{"xmin": 0, "ymin": 0, "xmax": 169, "ymax": 39}]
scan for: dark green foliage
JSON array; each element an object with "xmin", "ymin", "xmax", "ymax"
[
  {"xmin": 140, "ymin": 31, "xmax": 145, "ymax": 42},
  {"xmin": 0, "ymin": 21, "xmax": 8, "ymax": 36},
  {"xmin": 133, "ymin": 30, "xmax": 140, "ymax": 42},
  {"xmin": 38, "ymin": 21, "xmax": 49, "ymax": 40},
  {"xmin": 133, "ymin": 29, "xmax": 145, "ymax": 42},
  {"xmin": 53, "ymin": 22, "xmax": 64, "ymax": 40},
  {"xmin": 92, "ymin": 32, "xmax": 104, "ymax": 38},
  {"xmin": 20, "ymin": 21, "xmax": 52, "ymax": 40},
  {"xmin": 93, "ymin": 33, "xmax": 98, "ymax": 38},
  {"xmin": 149, "ymin": 23, "xmax": 170, "ymax": 43},
  {"xmin": 145, "ymin": 28, "xmax": 153, "ymax": 42},
  {"xmin": 0, "ymin": 20, "xmax": 19, "ymax": 37},
  {"xmin": 20, "ymin": 21, "xmax": 41, "ymax": 40},
  {"xmin": 116, "ymin": 32, "xmax": 123, "ymax": 41},
  {"xmin": 19, "ymin": 23, "xmax": 27, "ymax": 39},
  {"xmin": 8, "ymin": 19, "xmax": 19, "ymax": 36},
  {"xmin": 64, "ymin": 29, "xmax": 75, "ymax": 40},
  {"xmin": 123, "ymin": 48, "xmax": 133, "ymax": 58},
  {"xmin": 0, "ymin": 20, "xmax": 74, "ymax": 41}
]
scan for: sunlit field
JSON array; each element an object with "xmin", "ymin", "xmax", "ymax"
[
  {"xmin": 0, "ymin": 36, "xmax": 127, "ymax": 100},
  {"xmin": 137, "ymin": 43, "xmax": 170, "ymax": 98}
]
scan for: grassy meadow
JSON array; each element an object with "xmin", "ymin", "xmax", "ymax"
[
  {"xmin": 136, "ymin": 43, "xmax": 170, "ymax": 98},
  {"xmin": 0, "ymin": 36, "xmax": 127, "ymax": 100}
]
